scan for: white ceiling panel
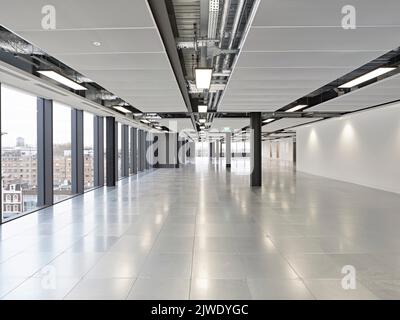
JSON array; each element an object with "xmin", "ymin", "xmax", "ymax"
[
  {"xmin": 0, "ymin": 0, "xmax": 188, "ymax": 116},
  {"xmin": 230, "ymin": 68, "xmax": 352, "ymax": 81},
  {"xmin": 0, "ymin": 0, "xmax": 154, "ymax": 30},
  {"xmin": 233, "ymin": 52, "xmax": 386, "ymax": 69},
  {"xmin": 308, "ymin": 73, "xmax": 400, "ymax": 112},
  {"xmin": 262, "ymin": 118, "xmax": 323, "ymax": 133},
  {"xmin": 78, "ymin": 69, "xmax": 175, "ymax": 83},
  {"xmin": 53, "ymin": 53, "xmax": 171, "ymax": 71},
  {"xmin": 211, "ymin": 118, "xmax": 249, "ymax": 131},
  {"xmin": 245, "ymin": 27, "xmax": 400, "ymax": 52},
  {"xmin": 19, "ymin": 29, "xmax": 164, "ymax": 55},
  {"xmin": 252, "ymin": 0, "xmax": 400, "ymax": 27},
  {"xmin": 220, "ymin": 0, "xmax": 400, "ymax": 113}
]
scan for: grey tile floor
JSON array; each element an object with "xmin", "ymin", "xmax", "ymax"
[{"xmin": 1, "ymin": 158, "xmax": 400, "ymax": 299}]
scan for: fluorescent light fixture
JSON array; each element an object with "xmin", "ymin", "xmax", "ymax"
[
  {"xmin": 199, "ymin": 118, "xmax": 206, "ymax": 123},
  {"xmin": 155, "ymin": 126, "xmax": 162, "ymax": 130},
  {"xmin": 198, "ymin": 105, "xmax": 208, "ymax": 113},
  {"xmin": 263, "ymin": 118, "xmax": 274, "ymax": 123},
  {"xmin": 37, "ymin": 70, "xmax": 87, "ymax": 90},
  {"xmin": 195, "ymin": 68, "xmax": 213, "ymax": 89},
  {"xmin": 140, "ymin": 119, "xmax": 150, "ymax": 124},
  {"xmin": 339, "ymin": 67, "xmax": 396, "ymax": 89},
  {"xmin": 285, "ymin": 104, "xmax": 308, "ymax": 112},
  {"xmin": 113, "ymin": 106, "xmax": 132, "ymax": 114}
]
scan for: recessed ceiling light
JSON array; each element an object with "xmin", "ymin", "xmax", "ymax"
[
  {"xmin": 113, "ymin": 106, "xmax": 132, "ymax": 114},
  {"xmin": 195, "ymin": 68, "xmax": 213, "ymax": 89},
  {"xmin": 285, "ymin": 104, "xmax": 308, "ymax": 112},
  {"xmin": 140, "ymin": 119, "xmax": 150, "ymax": 124},
  {"xmin": 93, "ymin": 41, "xmax": 101, "ymax": 47},
  {"xmin": 155, "ymin": 126, "xmax": 162, "ymax": 130},
  {"xmin": 339, "ymin": 67, "xmax": 396, "ymax": 89},
  {"xmin": 263, "ymin": 118, "xmax": 274, "ymax": 123},
  {"xmin": 37, "ymin": 70, "xmax": 87, "ymax": 91}
]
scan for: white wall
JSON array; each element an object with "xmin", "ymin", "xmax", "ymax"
[
  {"xmin": 296, "ymin": 103, "xmax": 400, "ymax": 194},
  {"xmin": 262, "ymin": 138, "xmax": 294, "ymax": 161}
]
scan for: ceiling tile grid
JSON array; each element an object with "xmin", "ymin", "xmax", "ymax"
[
  {"xmin": 219, "ymin": 0, "xmax": 400, "ymax": 113},
  {"xmin": 0, "ymin": 0, "xmax": 187, "ymax": 113}
]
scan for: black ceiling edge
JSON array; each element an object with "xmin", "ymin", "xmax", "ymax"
[{"xmin": 147, "ymin": 0, "xmax": 196, "ymax": 128}]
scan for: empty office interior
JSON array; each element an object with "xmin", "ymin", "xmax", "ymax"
[{"xmin": 0, "ymin": 0, "xmax": 399, "ymax": 300}]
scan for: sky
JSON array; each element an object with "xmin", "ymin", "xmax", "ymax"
[{"xmin": 2, "ymin": 85, "xmax": 94, "ymax": 148}]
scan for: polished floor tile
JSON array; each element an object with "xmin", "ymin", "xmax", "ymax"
[
  {"xmin": 127, "ymin": 278, "xmax": 190, "ymax": 300},
  {"xmin": 64, "ymin": 278, "xmax": 135, "ymax": 300},
  {"xmin": 247, "ymin": 279, "xmax": 314, "ymax": 300},
  {"xmin": 190, "ymin": 279, "xmax": 252, "ymax": 300},
  {"xmin": 1, "ymin": 158, "xmax": 400, "ymax": 299}
]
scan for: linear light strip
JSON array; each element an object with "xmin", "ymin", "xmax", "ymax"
[
  {"xmin": 339, "ymin": 67, "xmax": 396, "ymax": 89},
  {"xmin": 38, "ymin": 70, "xmax": 87, "ymax": 90}
]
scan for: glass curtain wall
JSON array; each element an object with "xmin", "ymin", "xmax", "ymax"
[
  {"xmin": 83, "ymin": 112, "xmax": 94, "ymax": 190},
  {"xmin": 1, "ymin": 85, "xmax": 39, "ymax": 222},
  {"xmin": 53, "ymin": 102, "xmax": 73, "ymax": 202}
]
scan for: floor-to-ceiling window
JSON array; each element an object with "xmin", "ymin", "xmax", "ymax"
[
  {"xmin": 53, "ymin": 102, "xmax": 72, "ymax": 202},
  {"xmin": 84, "ymin": 112, "xmax": 94, "ymax": 190},
  {"xmin": 1, "ymin": 85, "xmax": 39, "ymax": 222}
]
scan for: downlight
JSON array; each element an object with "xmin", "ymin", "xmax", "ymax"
[
  {"xmin": 339, "ymin": 67, "xmax": 396, "ymax": 88},
  {"xmin": 37, "ymin": 70, "xmax": 87, "ymax": 91}
]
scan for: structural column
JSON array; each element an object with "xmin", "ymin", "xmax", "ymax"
[
  {"xmin": 106, "ymin": 117, "xmax": 116, "ymax": 186},
  {"xmin": 216, "ymin": 140, "xmax": 220, "ymax": 160},
  {"xmin": 94, "ymin": 116, "xmax": 104, "ymax": 186},
  {"xmin": 71, "ymin": 109, "xmax": 84, "ymax": 194},
  {"xmin": 225, "ymin": 132, "xmax": 231, "ymax": 168},
  {"xmin": 250, "ymin": 112, "xmax": 262, "ymax": 187},
  {"xmin": 121, "ymin": 124, "xmax": 129, "ymax": 177},
  {"xmin": 130, "ymin": 127, "xmax": 137, "ymax": 174},
  {"xmin": 138, "ymin": 129, "xmax": 144, "ymax": 171},
  {"xmin": 115, "ymin": 123, "xmax": 119, "ymax": 179},
  {"xmin": 37, "ymin": 98, "xmax": 53, "ymax": 206}
]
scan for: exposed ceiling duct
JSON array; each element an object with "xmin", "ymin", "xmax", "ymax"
[{"xmin": 169, "ymin": 0, "xmax": 257, "ymax": 133}]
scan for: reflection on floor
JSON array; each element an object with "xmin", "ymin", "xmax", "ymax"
[{"xmin": 1, "ymin": 158, "xmax": 400, "ymax": 300}]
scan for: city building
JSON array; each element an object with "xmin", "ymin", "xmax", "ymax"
[{"xmin": 0, "ymin": 0, "xmax": 399, "ymax": 302}]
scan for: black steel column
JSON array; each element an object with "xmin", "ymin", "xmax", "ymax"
[
  {"xmin": 121, "ymin": 124, "xmax": 129, "ymax": 177},
  {"xmin": 71, "ymin": 109, "xmax": 84, "ymax": 194},
  {"xmin": 115, "ymin": 123, "xmax": 119, "ymax": 179},
  {"xmin": 94, "ymin": 116, "xmax": 104, "ymax": 186},
  {"xmin": 142, "ymin": 130, "xmax": 147, "ymax": 170},
  {"xmin": 250, "ymin": 112, "xmax": 262, "ymax": 187},
  {"xmin": 130, "ymin": 127, "xmax": 137, "ymax": 174},
  {"xmin": 37, "ymin": 98, "xmax": 53, "ymax": 206},
  {"xmin": 145, "ymin": 131, "xmax": 149, "ymax": 170},
  {"xmin": 106, "ymin": 117, "xmax": 116, "ymax": 186}
]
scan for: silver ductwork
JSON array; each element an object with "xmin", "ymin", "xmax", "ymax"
[{"xmin": 222, "ymin": 0, "xmax": 245, "ymax": 70}]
